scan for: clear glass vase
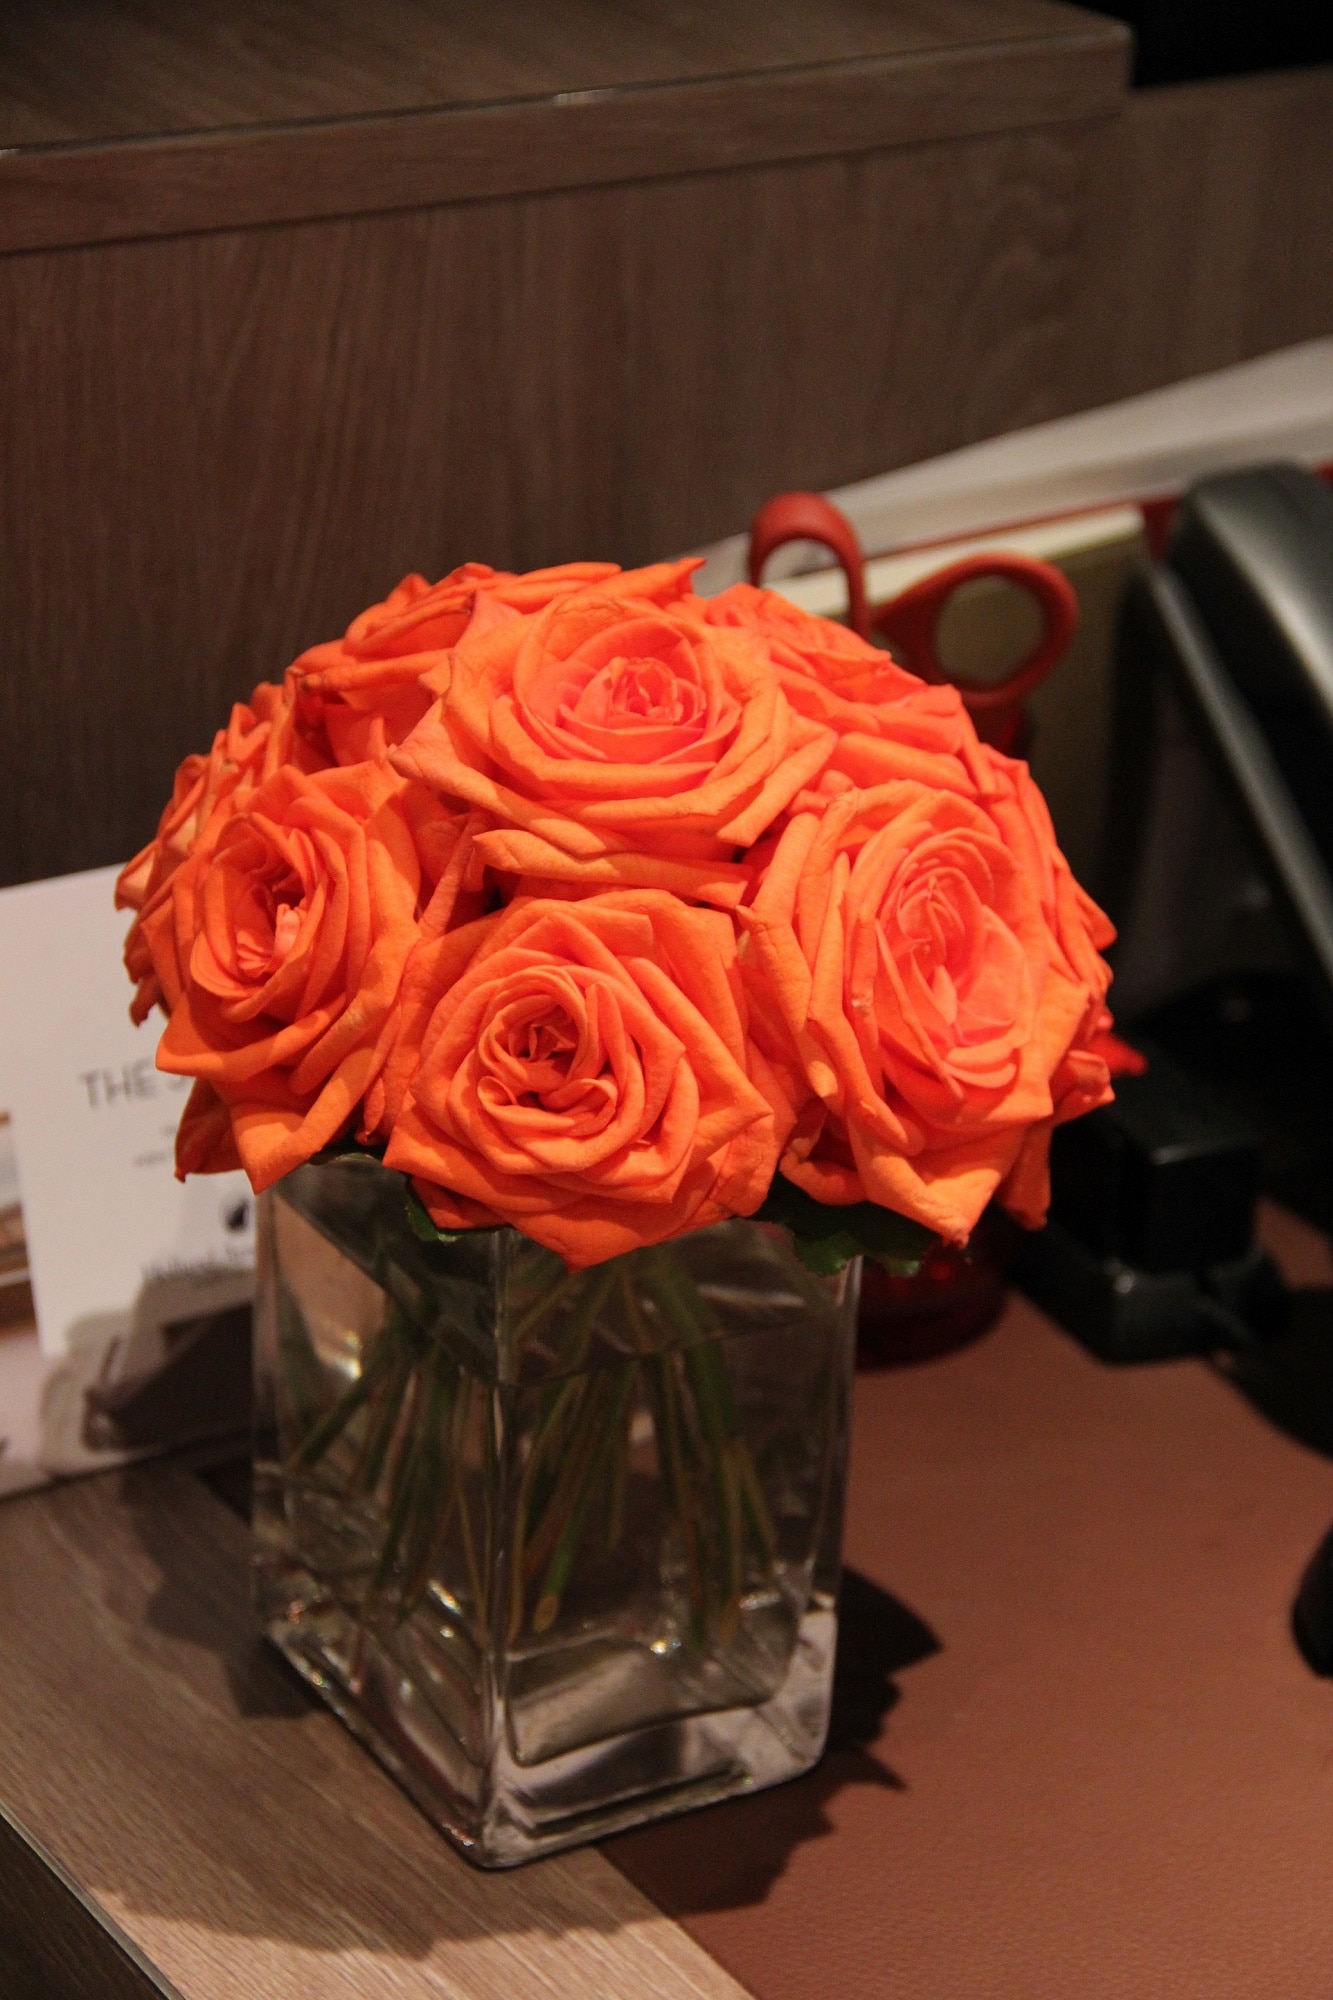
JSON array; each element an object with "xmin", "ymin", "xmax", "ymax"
[{"xmin": 253, "ymin": 1157, "xmax": 858, "ymax": 1866}]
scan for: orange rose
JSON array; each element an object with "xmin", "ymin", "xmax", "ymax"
[
  {"xmin": 383, "ymin": 892, "xmax": 786, "ymax": 1266},
  {"xmin": 704, "ymin": 583, "xmax": 987, "ymax": 806},
  {"xmin": 116, "ymin": 681, "xmax": 329, "ymax": 1023},
  {"xmin": 741, "ymin": 769, "xmax": 1112, "ymax": 1242},
  {"xmin": 289, "ymin": 560, "xmax": 622, "ymax": 765},
  {"xmin": 975, "ymin": 749, "xmax": 1116, "ymax": 1225},
  {"xmin": 119, "ymin": 564, "xmax": 615, "ymax": 1021},
  {"xmin": 153, "ymin": 762, "xmax": 463, "ymax": 1191},
  {"xmin": 390, "ymin": 563, "xmax": 836, "ymax": 907}
]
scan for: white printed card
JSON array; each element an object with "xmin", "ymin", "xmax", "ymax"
[{"xmin": 0, "ymin": 866, "xmax": 255, "ymax": 1489}]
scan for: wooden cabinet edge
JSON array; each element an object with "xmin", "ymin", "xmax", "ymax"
[{"xmin": 0, "ymin": 32, "xmax": 1129, "ymax": 257}]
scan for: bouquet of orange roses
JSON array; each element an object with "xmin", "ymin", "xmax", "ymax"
[
  {"xmin": 119, "ymin": 553, "xmax": 1114, "ymax": 1272},
  {"xmin": 117, "ymin": 553, "xmax": 1116, "ymax": 1855}
]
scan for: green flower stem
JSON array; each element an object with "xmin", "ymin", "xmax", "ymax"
[
  {"xmin": 450, "ymin": 1376, "xmax": 486, "ymax": 1624},
  {"xmin": 735, "ymin": 1443, "xmax": 777, "ymax": 1566},
  {"xmin": 520, "ymin": 1371, "xmax": 615, "ymax": 1589},
  {"xmin": 509, "ymin": 1260, "xmax": 617, "ymax": 1366},
  {"xmin": 347, "ymin": 1338, "xmax": 416, "ymax": 1499},
  {"xmin": 396, "ymin": 1347, "xmax": 463, "ymax": 1616},
  {"xmin": 521, "ymin": 1379, "xmax": 580, "ymax": 1539},
  {"xmin": 365, "ymin": 1349, "xmax": 436, "ymax": 1606},
  {"xmin": 506, "ymin": 1267, "xmax": 582, "ymax": 1351},
  {"xmin": 643, "ymin": 1352, "xmax": 707, "ymax": 1646},
  {"xmin": 644, "ymin": 1249, "xmax": 715, "ymax": 1342},
  {"xmin": 285, "ymin": 1230, "xmax": 786, "ymax": 1659},
  {"xmin": 651, "ymin": 1255, "xmax": 762, "ymax": 1636},
  {"xmin": 620, "ymin": 1271, "xmax": 708, "ymax": 1641},
  {"xmin": 684, "ymin": 1343, "xmax": 745, "ymax": 1637},
  {"xmin": 507, "ymin": 1372, "xmax": 588, "ymax": 1643},
  {"xmin": 400, "ymin": 1461, "xmax": 458, "ymax": 1615},
  {"xmin": 605, "ymin": 1391, "xmax": 630, "ymax": 1554},
  {"xmin": 285, "ymin": 1310, "xmax": 407, "ymax": 1474},
  {"xmin": 503, "ymin": 1261, "xmax": 624, "ymax": 1635},
  {"xmin": 532, "ymin": 1362, "xmax": 636, "ymax": 1634},
  {"xmin": 481, "ymin": 1376, "xmax": 497, "ymax": 1609},
  {"xmin": 688, "ymin": 1339, "xmax": 777, "ymax": 1566}
]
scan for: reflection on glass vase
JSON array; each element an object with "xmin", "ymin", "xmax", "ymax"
[{"xmin": 253, "ymin": 1157, "xmax": 858, "ymax": 1866}]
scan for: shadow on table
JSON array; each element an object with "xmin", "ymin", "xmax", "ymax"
[
  {"xmin": 603, "ymin": 1568, "xmax": 939, "ymax": 1916},
  {"xmin": 126, "ymin": 1453, "xmax": 313, "ymax": 1724},
  {"xmin": 108, "ymin": 1459, "xmax": 937, "ymax": 1954}
]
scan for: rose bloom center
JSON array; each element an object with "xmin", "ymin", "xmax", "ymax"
[
  {"xmin": 562, "ymin": 654, "xmax": 705, "ymax": 736},
  {"xmin": 233, "ymin": 864, "xmax": 306, "ymax": 982},
  {"xmin": 876, "ymin": 850, "xmax": 1023, "ymax": 1053},
  {"xmin": 898, "ymin": 867, "xmax": 974, "ymax": 1026},
  {"xmin": 479, "ymin": 987, "xmax": 618, "ymax": 1126}
]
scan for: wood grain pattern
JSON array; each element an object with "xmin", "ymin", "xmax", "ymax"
[
  {"xmin": 0, "ymin": 35, "xmax": 1127, "ymax": 257},
  {"xmin": 0, "ymin": 1807, "xmax": 179, "ymax": 2000},
  {"xmin": 0, "ymin": 118, "xmax": 1108, "ymax": 885},
  {"xmin": 1070, "ymin": 67, "xmax": 1333, "ymax": 401},
  {"xmin": 5, "ymin": 1224, "xmax": 1333, "ymax": 2000},
  {"xmin": 0, "ymin": 1460, "xmax": 750, "ymax": 2000},
  {"xmin": 0, "ymin": 0, "xmax": 1124, "ymax": 149},
  {"xmin": 0, "ymin": 63, "xmax": 1329, "ymax": 889}
]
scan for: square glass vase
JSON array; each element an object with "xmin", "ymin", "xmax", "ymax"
[{"xmin": 253, "ymin": 1157, "xmax": 858, "ymax": 1866}]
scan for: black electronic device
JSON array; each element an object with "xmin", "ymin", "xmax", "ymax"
[
  {"xmin": 1023, "ymin": 463, "xmax": 1333, "ymax": 1364},
  {"xmin": 1294, "ymin": 1522, "xmax": 1333, "ymax": 1677},
  {"xmin": 1093, "ymin": 463, "xmax": 1333, "ymax": 1666},
  {"xmin": 1013, "ymin": 1042, "xmax": 1286, "ymax": 1364},
  {"xmin": 1112, "ymin": 463, "xmax": 1333, "ymax": 1022}
]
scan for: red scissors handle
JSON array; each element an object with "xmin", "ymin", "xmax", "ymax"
[
  {"xmin": 871, "ymin": 552, "xmax": 1077, "ymax": 715},
  {"xmin": 747, "ymin": 490, "xmax": 1078, "ymax": 750},
  {"xmin": 748, "ymin": 491, "xmax": 870, "ymax": 637}
]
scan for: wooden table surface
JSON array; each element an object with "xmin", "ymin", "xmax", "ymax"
[
  {"xmin": 0, "ymin": 1453, "xmax": 746, "ymax": 2000},
  {"xmin": 5, "ymin": 1201, "xmax": 1333, "ymax": 1998}
]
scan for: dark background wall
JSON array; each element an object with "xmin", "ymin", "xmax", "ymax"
[{"xmin": 1083, "ymin": 4, "xmax": 1333, "ymax": 87}]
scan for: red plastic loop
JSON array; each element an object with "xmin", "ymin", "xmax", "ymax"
[
  {"xmin": 746, "ymin": 493, "xmax": 1078, "ymax": 753},
  {"xmin": 871, "ymin": 553, "xmax": 1078, "ymax": 746},
  {"xmin": 747, "ymin": 491, "xmax": 871, "ymax": 639}
]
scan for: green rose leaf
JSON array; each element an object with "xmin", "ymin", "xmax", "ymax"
[
  {"xmin": 311, "ymin": 1150, "xmax": 935, "ymax": 1274},
  {"xmin": 308, "ymin": 1132, "xmax": 385, "ymax": 1167},
  {"xmin": 752, "ymin": 1174, "xmax": 936, "ymax": 1275}
]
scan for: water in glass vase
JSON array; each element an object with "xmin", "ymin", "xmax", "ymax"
[{"xmin": 253, "ymin": 1157, "xmax": 857, "ymax": 1865}]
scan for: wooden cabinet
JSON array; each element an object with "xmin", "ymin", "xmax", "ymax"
[{"xmin": 0, "ymin": 2, "xmax": 1329, "ymax": 883}]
